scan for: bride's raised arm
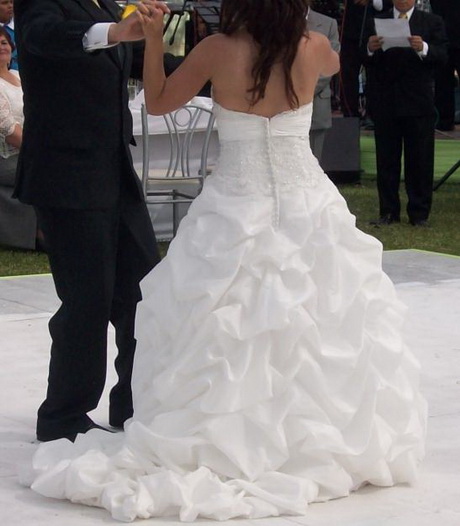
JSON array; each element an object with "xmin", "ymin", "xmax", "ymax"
[
  {"xmin": 138, "ymin": 0, "xmax": 216, "ymax": 115},
  {"xmin": 304, "ymin": 30, "xmax": 340, "ymax": 79}
]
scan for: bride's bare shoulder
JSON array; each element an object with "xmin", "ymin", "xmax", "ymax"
[
  {"xmin": 298, "ymin": 31, "xmax": 339, "ymax": 76},
  {"xmin": 301, "ymin": 30, "xmax": 330, "ymax": 49},
  {"xmin": 194, "ymin": 31, "xmax": 253, "ymax": 68},
  {"xmin": 197, "ymin": 33, "xmax": 237, "ymax": 51}
]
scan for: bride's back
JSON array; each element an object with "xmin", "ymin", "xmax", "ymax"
[
  {"xmin": 210, "ymin": 0, "xmax": 339, "ymax": 117},
  {"xmin": 144, "ymin": 0, "xmax": 339, "ymax": 117},
  {"xmin": 210, "ymin": 29, "xmax": 338, "ymax": 118}
]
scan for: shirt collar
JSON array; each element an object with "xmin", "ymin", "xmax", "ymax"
[
  {"xmin": 0, "ymin": 20, "xmax": 14, "ymax": 29},
  {"xmin": 394, "ymin": 7, "xmax": 415, "ymax": 19}
]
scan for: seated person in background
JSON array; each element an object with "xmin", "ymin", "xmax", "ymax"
[
  {"xmin": 0, "ymin": 0, "xmax": 18, "ymax": 70},
  {"xmin": 0, "ymin": 25, "xmax": 37, "ymax": 249}
]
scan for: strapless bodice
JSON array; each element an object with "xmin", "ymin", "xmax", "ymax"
[
  {"xmin": 209, "ymin": 102, "xmax": 323, "ymax": 199},
  {"xmin": 213, "ymin": 102, "xmax": 313, "ymax": 141}
]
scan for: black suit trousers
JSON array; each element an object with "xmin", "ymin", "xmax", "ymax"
[
  {"xmin": 35, "ymin": 185, "xmax": 160, "ymax": 437},
  {"xmin": 373, "ymin": 112, "xmax": 436, "ymax": 222}
]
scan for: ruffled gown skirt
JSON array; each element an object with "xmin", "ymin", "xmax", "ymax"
[{"xmin": 27, "ymin": 103, "xmax": 426, "ymax": 522}]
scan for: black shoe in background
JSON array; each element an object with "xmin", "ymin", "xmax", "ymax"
[
  {"xmin": 369, "ymin": 215, "xmax": 401, "ymax": 226},
  {"xmin": 409, "ymin": 219, "xmax": 430, "ymax": 228}
]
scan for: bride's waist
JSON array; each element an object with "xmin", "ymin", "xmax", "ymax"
[{"xmin": 209, "ymin": 139, "xmax": 323, "ymax": 194}]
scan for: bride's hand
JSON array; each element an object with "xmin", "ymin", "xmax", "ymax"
[{"xmin": 137, "ymin": 1, "xmax": 170, "ymax": 38}]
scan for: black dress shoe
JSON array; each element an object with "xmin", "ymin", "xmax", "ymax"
[
  {"xmin": 109, "ymin": 422, "xmax": 125, "ymax": 431},
  {"xmin": 109, "ymin": 407, "xmax": 132, "ymax": 430},
  {"xmin": 369, "ymin": 215, "xmax": 400, "ymax": 226},
  {"xmin": 37, "ymin": 421, "xmax": 114, "ymax": 442},
  {"xmin": 410, "ymin": 219, "xmax": 429, "ymax": 228}
]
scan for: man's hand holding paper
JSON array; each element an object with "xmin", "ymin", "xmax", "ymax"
[
  {"xmin": 408, "ymin": 35, "xmax": 424, "ymax": 52},
  {"xmin": 374, "ymin": 18, "xmax": 411, "ymax": 50}
]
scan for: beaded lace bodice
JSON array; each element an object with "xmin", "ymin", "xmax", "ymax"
[{"xmin": 209, "ymin": 102, "xmax": 323, "ymax": 197}]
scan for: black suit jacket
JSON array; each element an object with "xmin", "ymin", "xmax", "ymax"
[
  {"xmin": 341, "ymin": 0, "xmax": 393, "ymax": 43},
  {"xmin": 430, "ymin": 0, "xmax": 460, "ymax": 49},
  {"xmin": 13, "ymin": 0, "xmax": 143, "ymax": 209},
  {"xmin": 365, "ymin": 8, "xmax": 447, "ymax": 118}
]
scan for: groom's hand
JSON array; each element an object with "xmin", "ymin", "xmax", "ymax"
[
  {"xmin": 138, "ymin": 1, "xmax": 171, "ymax": 38},
  {"xmin": 108, "ymin": 8, "xmax": 145, "ymax": 44},
  {"xmin": 139, "ymin": 0, "xmax": 171, "ymax": 16}
]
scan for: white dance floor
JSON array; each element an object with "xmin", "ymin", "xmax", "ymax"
[{"xmin": 0, "ymin": 249, "xmax": 459, "ymax": 526}]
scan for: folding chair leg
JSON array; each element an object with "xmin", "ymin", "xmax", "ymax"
[{"xmin": 172, "ymin": 190, "xmax": 179, "ymax": 237}]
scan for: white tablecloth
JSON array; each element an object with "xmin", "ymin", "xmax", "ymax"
[{"xmin": 130, "ymin": 91, "xmax": 215, "ymax": 136}]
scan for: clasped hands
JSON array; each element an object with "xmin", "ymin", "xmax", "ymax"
[
  {"xmin": 368, "ymin": 34, "xmax": 425, "ymax": 53},
  {"xmin": 137, "ymin": 1, "xmax": 171, "ymax": 34},
  {"xmin": 109, "ymin": 1, "xmax": 171, "ymax": 43}
]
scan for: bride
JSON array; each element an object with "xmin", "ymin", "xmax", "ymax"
[{"xmin": 26, "ymin": 0, "xmax": 426, "ymax": 521}]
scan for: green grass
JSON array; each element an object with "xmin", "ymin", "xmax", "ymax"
[
  {"xmin": 0, "ymin": 242, "xmax": 170, "ymax": 278},
  {"xmin": 0, "ymin": 248, "xmax": 50, "ymax": 277},
  {"xmin": 339, "ymin": 176, "xmax": 460, "ymax": 256},
  {"xmin": 1, "ymin": 134, "xmax": 459, "ymax": 276},
  {"xmin": 347, "ymin": 135, "xmax": 460, "ymax": 256}
]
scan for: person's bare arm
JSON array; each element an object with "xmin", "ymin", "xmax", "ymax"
[
  {"xmin": 139, "ymin": 1, "xmax": 214, "ymax": 115},
  {"xmin": 314, "ymin": 32, "xmax": 340, "ymax": 78},
  {"xmin": 5, "ymin": 123, "xmax": 22, "ymax": 149}
]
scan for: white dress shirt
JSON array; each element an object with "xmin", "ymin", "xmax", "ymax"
[
  {"xmin": 393, "ymin": 6, "xmax": 429, "ymax": 56},
  {"xmin": 83, "ymin": 23, "xmax": 116, "ymax": 51}
]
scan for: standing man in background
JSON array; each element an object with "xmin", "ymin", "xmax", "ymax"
[
  {"xmin": 0, "ymin": 0, "xmax": 17, "ymax": 70},
  {"xmin": 430, "ymin": 0, "xmax": 460, "ymax": 131},
  {"xmin": 366, "ymin": 0, "xmax": 447, "ymax": 227},
  {"xmin": 307, "ymin": 5, "xmax": 340, "ymax": 165},
  {"xmin": 13, "ymin": 0, "xmax": 161, "ymax": 442},
  {"xmin": 340, "ymin": 0, "xmax": 392, "ymax": 118}
]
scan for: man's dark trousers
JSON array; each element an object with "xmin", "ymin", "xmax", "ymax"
[
  {"xmin": 373, "ymin": 111, "xmax": 436, "ymax": 223},
  {"xmin": 35, "ymin": 179, "xmax": 160, "ymax": 439}
]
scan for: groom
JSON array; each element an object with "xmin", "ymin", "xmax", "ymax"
[{"xmin": 13, "ymin": 0, "xmax": 161, "ymax": 442}]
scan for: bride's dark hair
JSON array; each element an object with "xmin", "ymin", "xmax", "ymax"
[{"xmin": 220, "ymin": 0, "xmax": 310, "ymax": 108}]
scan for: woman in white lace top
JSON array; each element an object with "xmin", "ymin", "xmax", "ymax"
[
  {"xmin": 0, "ymin": 25, "xmax": 36, "ymax": 250},
  {"xmin": 0, "ymin": 25, "xmax": 23, "ymax": 159}
]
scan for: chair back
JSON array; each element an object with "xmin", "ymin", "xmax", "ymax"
[
  {"xmin": 140, "ymin": 103, "xmax": 217, "ymax": 196},
  {"xmin": 139, "ymin": 102, "xmax": 217, "ymax": 239}
]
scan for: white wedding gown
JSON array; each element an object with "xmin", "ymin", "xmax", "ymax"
[{"xmin": 27, "ymin": 102, "xmax": 427, "ymax": 522}]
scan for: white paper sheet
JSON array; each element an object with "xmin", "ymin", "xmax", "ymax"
[{"xmin": 375, "ymin": 18, "xmax": 411, "ymax": 51}]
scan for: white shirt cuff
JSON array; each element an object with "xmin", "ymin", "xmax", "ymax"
[
  {"xmin": 373, "ymin": 0, "xmax": 383, "ymax": 11},
  {"xmin": 420, "ymin": 42, "xmax": 429, "ymax": 57},
  {"xmin": 83, "ymin": 23, "xmax": 117, "ymax": 51}
]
